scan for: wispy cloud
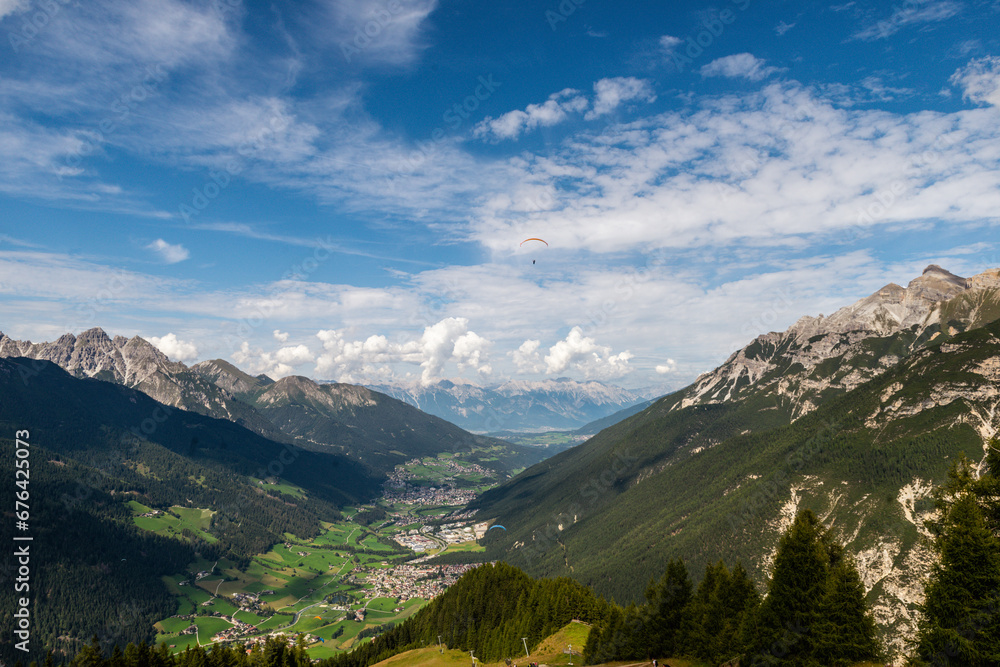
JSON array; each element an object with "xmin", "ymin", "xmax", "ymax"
[
  {"xmin": 774, "ymin": 21, "xmax": 796, "ymax": 36},
  {"xmin": 470, "ymin": 79, "xmax": 1000, "ymax": 255},
  {"xmin": 474, "ymin": 89, "xmax": 588, "ymax": 141},
  {"xmin": 0, "ymin": 0, "xmax": 27, "ymax": 20},
  {"xmin": 318, "ymin": 0, "xmax": 438, "ymax": 66},
  {"xmin": 700, "ymin": 53, "xmax": 783, "ymax": 81},
  {"xmin": 851, "ymin": 0, "xmax": 961, "ymax": 41}
]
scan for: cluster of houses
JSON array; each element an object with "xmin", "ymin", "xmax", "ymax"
[
  {"xmin": 354, "ymin": 563, "xmax": 480, "ymax": 602},
  {"xmin": 137, "ymin": 509, "xmax": 163, "ymax": 518},
  {"xmin": 383, "ymin": 484, "xmax": 478, "ymax": 506},
  {"xmin": 381, "ymin": 459, "xmax": 489, "ymax": 506},
  {"xmin": 232, "ymin": 592, "xmax": 267, "ymax": 614},
  {"xmin": 210, "ymin": 618, "xmax": 258, "ymax": 643}
]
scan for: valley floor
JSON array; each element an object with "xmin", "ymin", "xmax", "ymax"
[{"xmin": 148, "ymin": 452, "xmax": 498, "ymax": 660}]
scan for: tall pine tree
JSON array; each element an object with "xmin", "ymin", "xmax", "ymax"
[
  {"xmin": 915, "ymin": 491, "xmax": 1000, "ymax": 665},
  {"xmin": 743, "ymin": 509, "xmax": 881, "ymax": 666}
]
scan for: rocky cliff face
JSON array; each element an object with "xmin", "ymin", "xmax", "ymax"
[
  {"xmin": 676, "ymin": 265, "xmax": 1000, "ymax": 417},
  {"xmin": 0, "ymin": 328, "xmax": 275, "ymax": 430}
]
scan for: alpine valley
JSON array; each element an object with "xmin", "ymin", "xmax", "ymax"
[
  {"xmin": 471, "ymin": 264, "xmax": 1000, "ymax": 658},
  {"xmin": 3, "ymin": 264, "xmax": 1000, "ymax": 664}
]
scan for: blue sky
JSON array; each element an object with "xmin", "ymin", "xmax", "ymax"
[{"xmin": 1, "ymin": 0, "xmax": 999, "ymax": 390}]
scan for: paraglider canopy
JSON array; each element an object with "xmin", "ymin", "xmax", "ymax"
[
  {"xmin": 489, "ymin": 524, "xmax": 506, "ymax": 531},
  {"xmin": 520, "ymin": 238, "xmax": 548, "ymax": 247}
]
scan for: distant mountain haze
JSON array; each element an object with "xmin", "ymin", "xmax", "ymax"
[
  {"xmin": 364, "ymin": 377, "xmax": 653, "ymax": 432},
  {"xmin": 0, "ymin": 329, "xmax": 545, "ymax": 474}
]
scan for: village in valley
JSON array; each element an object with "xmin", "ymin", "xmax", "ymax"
[{"xmin": 149, "ymin": 452, "xmax": 505, "ymax": 660}]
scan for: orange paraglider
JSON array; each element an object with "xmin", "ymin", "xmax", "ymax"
[{"xmin": 520, "ymin": 238, "xmax": 547, "ymax": 264}]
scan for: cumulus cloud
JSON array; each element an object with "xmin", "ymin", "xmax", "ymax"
[
  {"xmin": 543, "ymin": 327, "xmax": 633, "ymax": 379},
  {"xmin": 273, "ymin": 329, "xmax": 290, "ymax": 343},
  {"xmin": 474, "ymin": 89, "xmax": 587, "ymax": 141},
  {"xmin": 655, "ymin": 359, "xmax": 677, "ymax": 374},
  {"xmin": 585, "ymin": 77, "xmax": 656, "ymax": 120},
  {"xmin": 148, "ymin": 333, "xmax": 199, "ymax": 362},
  {"xmin": 146, "ymin": 239, "xmax": 189, "ymax": 264},
  {"xmin": 510, "ymin": 339, "xmax": 545, "ymax": 374},
  {"xmin": 950, "ymin": 56, "xmax": 1000, "ymax": 107},
  {"xmin": 316, "ymin": 317, "xmax": 492, "ymax": 385},
  {"xmin": 700, "ymin": 53, "xmax": 782, "ymax": 81},
  {"xmin": 475, "ymin": 77, "xmax": 654, "ymax": 140},
  {"xmin": 233, "ymin": 341, "xmax": 314, "ymax": 378}
]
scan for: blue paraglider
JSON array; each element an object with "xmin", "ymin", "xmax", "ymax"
[{"xmin": 489, "ymin": 525, "xmax": 506, "ymax": 532}]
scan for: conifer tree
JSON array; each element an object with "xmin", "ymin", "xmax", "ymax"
[
  {"xmin": 644, "ymin": 558, "xmax": 692, "ymax": 659},
  {"xmin": 744, "ymin": 510, "xmax": 829, "ymax": 662},
  {"xmin": 743, "ymin": 509, "xmax": 881, "ymax": 666},
  {"xmin": 915, "ymin": 492, "xmax": 1000, "ymax": 665},
  {"xmin": 812, "ymin": 555, "xmax": 881, "ymax": 666}
]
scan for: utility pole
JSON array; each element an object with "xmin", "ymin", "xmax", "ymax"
[{"xmin": 522, "ymin": 637, "xmax": 530, "ymax": 660}]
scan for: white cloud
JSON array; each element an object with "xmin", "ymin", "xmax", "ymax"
[
  {"xmin": 475, "ymin": 89, "xmax": 588, "ymax": 141},
  {"xmin": 146, "ymin": 239, "xmax": 190, "ymax": 264},
  {"xmin": 0, "ymin": 0, "xmax": 27, "ymax": 20},
  {"xmin": 273, "ymin": 329, "xmax": 290, "ymax": 343},
  {"xmin": 475, "ymin": 78, "xmax": 654, "ymax": 140},
  {"xmin": 852, "ymin": 0, "xmax": 960, "ymax": 41},
  {"xmin": 510, "ymin": 339, "xmax": 545, "ymax": 374},
  {"xmin": 659, "ymin": 35, "xmax": 683, "ymax": 54},
  {"xmin": 543, "ymin": 327, "xmax": 633, "ymax": 379},
  {"xmin": 470, "ymin": 82, "xmax": 1000, "ymax": 255},
  {"xmin": 148, "ymin": 333, "xmax": 199, "ymax": 362},
  {"xmin": 700, "ymin": 53, "xmax": 782, "ymax": 81},
  {"xmin": 950, "ymin": 56, "xmax": 1000, "ymax": 107},
  {"xmin": 326, "ymin": 0, "xmax": 438, "ymax": 66},
  {"xmin": 585, "ymin": 77, "xmax": 656, "ymax": 120},
  {"xmin": 232, "ymin": 341, "xmax": 315, "ymax": 378},
  {"xmin": 655, "ymin": 359, "xmax": 677, "ymax": 374},
  {"xmin": 774, "ymin": 21, "xmax": 796, "ymax": 36},
  {"xmin": 316, "ymin": 317, "xmax": 492, "ymax": 385}
]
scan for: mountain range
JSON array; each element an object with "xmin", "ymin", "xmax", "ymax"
[
  {"xmin": 471, "ymin": 264, "xmax": 1000, "ymax": 659},
  {"xmin": 364, "ymin": 378, "xmax": 653, "ymax": 432},
  {"xmin": 0, "ymin": 330, "xmax": 545, "ymax": 475}
]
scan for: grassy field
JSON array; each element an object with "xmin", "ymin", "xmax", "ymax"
[
  {"xmin": 251, "ymin": 478, "xmax": 308, "ymax": 499},
  {"xmin": 152, "ymin": 518, "xmax": 433, "ymax": 655},
  {"xmin": 129, "ymin": 502, "xmax": 218, "ymax": 543}
]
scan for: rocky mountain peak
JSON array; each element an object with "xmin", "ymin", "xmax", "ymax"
[{"xmin": 903, "ymin": 265, "xmax": 967, "ymax": 310}]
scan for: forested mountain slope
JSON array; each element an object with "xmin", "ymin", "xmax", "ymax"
[{"xmin": 472, "ymin": 267, "xmax": 1000, "ymax": 657}]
